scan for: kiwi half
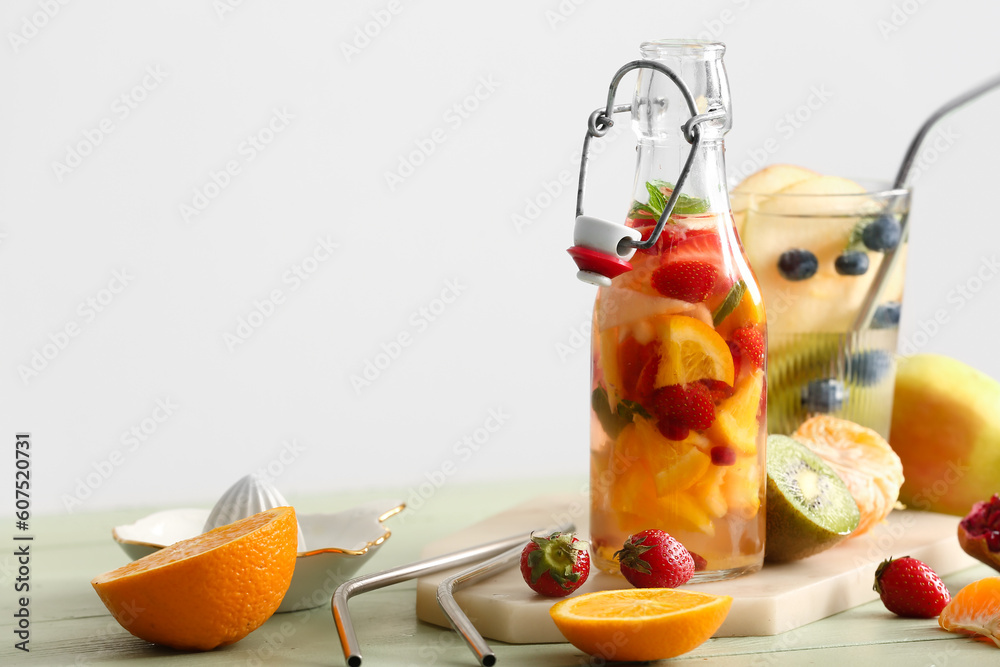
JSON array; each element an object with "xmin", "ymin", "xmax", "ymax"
[{"xmin": 765, "ymin": 434, "xmax": 860, "ymax": 562}]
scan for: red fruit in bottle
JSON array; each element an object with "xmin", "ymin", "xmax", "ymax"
[
  {"xmin": 651, "ymin": 261, "xmax": 718, "ymax": 303},
  {"xmin": 650, "ymin": 383, "xmax": 715, "ymax": 431},
  {"xmin": 732, "ymin": 326, "xmax": 765, "ymax": 369},
  {"xmin": 711, "ymin": 446, "xmax": 737, "ymax": 466},
  {"xmin": 618, "ymin": 337, "xmax": 657, "ymax": 401}
]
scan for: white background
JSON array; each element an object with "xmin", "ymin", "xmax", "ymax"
[{"xmin": 3, "ymin": 0, "xmax": 999, "ymax": 516}]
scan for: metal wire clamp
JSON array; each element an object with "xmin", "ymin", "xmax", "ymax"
[{"xmin": 574, "ymin": 60, "xmax": 727, "ymax": 253}]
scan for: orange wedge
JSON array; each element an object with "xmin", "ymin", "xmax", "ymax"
[
  {"xmin": 938, "ymin": 577, "xmax": 1000, "ymax": 648},
  {"xmin": 717, "ymin": 287, "xmax": 766, "ymax": 337},
  {"xmin": 793, "ymin": 415, "xmax": 904, "ymax": 537},
  {"xmin": 550, "ymin": 588, "xmax": 732, "ymax": 661},
  {"xmin": 92, "ymin": 507, "xmax": 297, "ymax": 651},
  {"xmin": 707, "ymin": 369, "xmax": 764, "ymax": 455},
  {"xmin": 654, "ymin": 314, "xmax": 735, "ymax": 387}
]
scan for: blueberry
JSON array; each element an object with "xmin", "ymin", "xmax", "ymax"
[
  {"xmin": 835, "ymin": 251, "xmax": 870, "ymax": 276},
  {"xmin": 848, "ymin": 350, "xmax": 894, "ymax": 386},
  {"xmin": 777, "ymin": 249, "xmax": 819, "ymax": 281},
  {"xmin": 862, "ymin": 215, "xmax": 902, "ymax": 252},
  {"xmin": 801, "ymin": 378, "xmax": 846, "ymax": 413},
  {"xmin": 871, "ymin": 301, "xmax": 902, "ymax": 329}
]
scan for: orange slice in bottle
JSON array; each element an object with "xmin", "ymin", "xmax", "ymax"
[
  {"xmin": 550, "ymin": 588, "xmax": 732, "ymax": 662},
  {"xmin": 654, "ymin": 315, "xmax": 735, "ymax": 388},
  {"xmin": 793, "ymin": 415, "xmax": 904, "ymax": 537},
  {"xmin": 707, "ymin": 369, "xmax": 764, "ymax": 455},
  {"xmin": 716, "ymin": 287, "xmax": 767, "ymax": 338},
  {"xmin": 938, "ymin": 577, "xmax": 1000, "ymax": 648}
]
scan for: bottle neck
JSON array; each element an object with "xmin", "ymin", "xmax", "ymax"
[
  {"xmin": 632, "ymin": 137, "xmax": 731, "ymax": 216},
  {"xmin": 630, "ymin": 40, "xmax": 733, "ymax": 220}
]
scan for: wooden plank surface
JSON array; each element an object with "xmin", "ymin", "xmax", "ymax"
[{"xmin": 1, "ymin": 478, "xmax": 998, "ymax": 666}]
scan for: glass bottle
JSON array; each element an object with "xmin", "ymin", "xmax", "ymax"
[{"xmin": 589, "ymin": 40, "xmax": 767, "ymax": 581}]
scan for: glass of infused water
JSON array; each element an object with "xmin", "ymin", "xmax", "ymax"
[{"xmin": 733, "ymin": 166, "xmax": 910, "ymax": 439}]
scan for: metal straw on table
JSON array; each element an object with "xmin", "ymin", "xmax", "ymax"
[
  {"xmin": 436, "ymin": 544, "xmax": 528, "ymax": 667},
  {"xmin": 332, "ymin": 522, "xmax": 572, "ymax": 667}
]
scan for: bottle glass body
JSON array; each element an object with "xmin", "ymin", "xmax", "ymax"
[{"xmin": 589, "ymin": 40, "xmax": 767, "ymax": 581}]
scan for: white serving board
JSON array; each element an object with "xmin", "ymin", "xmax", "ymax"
[{"xmin": 415, "ymin": 494, "xmax": 976, "ymax": 643}]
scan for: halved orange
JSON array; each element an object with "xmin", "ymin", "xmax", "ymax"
[
  {"xmin": 92, "ymin": 507, "xmax": 298, "ymax": 651},
  {"xmin": 793, "ymin": 415, "xmax": 904, "ymax": 537},
  {"xmin": 654, "ymin": 315, "xmax": 735, "ymax": 387},
  {"xmin": 550, "ymin": 588, "xmax": 732, "ymax": 661},
  {"xmin": 938, "ymin": 577, "xmax": 1000, "ymax": 648}
]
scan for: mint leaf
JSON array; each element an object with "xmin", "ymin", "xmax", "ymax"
[
  {"xmin": 712, "ymin": 280, "xmax": 747, "ymax": 326},
  {"xmin": 645, "ymin": 180, "xmax": 710, "ymax": 216},
  {"xmin": 592, "ymin": 387, "xmax": 626, "ymax": 440},
  {"xmin": 619, "ymin": 399, "xmax": 651, "ymax": 420},
  {"xmin": 592, "ymin": 388, "xmax": 651, "ymax": 440},
  {"xmin": 645, "ymin": 182, "xmax": 667, "ymax": 218},
  {"xmin": 673, "ymin": 193, "xmax": 711, "ymax": 215},
  {"xmin": 629, "ymin": 201, "xmax": 659, "ymax": 220}
]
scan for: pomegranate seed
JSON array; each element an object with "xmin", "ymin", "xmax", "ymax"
[{"xmin": 710, "ymin": 446, "xmax": 737, "ymax": 466}]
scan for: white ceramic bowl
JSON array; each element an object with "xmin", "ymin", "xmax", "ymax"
[{"xmin": 112, "ymin": 499, "xmax": 404, "ymax": 612}]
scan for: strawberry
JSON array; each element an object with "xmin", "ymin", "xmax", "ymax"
[
  {"xmin": 633, "ymin": 224, "xmax": 733, "ymax": 299},
  {"xmin": 520, "ymin": 532, "xmax": 590, "ymax": 597},
  {"xmin": 650, "ymin": 383, "xmax": 715, "ymax": 432},
  {"xmin": 634, "ymin": 353, "xmax": 660, "ymax": 404},
  {"xmin": 732, "ymin": 326, "xmax": 765, "ymax": 368},
  {"xmin": 651, "ymin": 261, "xmax": 718, "ymax": 303},
  {"xmin": 664, "ymin": 227, "xmax": 721, "ymax": 262},
  {"xmin": 700, "ymin": 378, "xmax": 734, "ymax": 402},
  {"xmin": 727, "ymin": 340, "xmax": 743, "ymax": 375},
  {"xmin": 664, "ymin": 229, "xmax": 733, "ymax": 296},
  {"xmin": 630, "ymin": 223, "xmax": 716, "ymax": 257},
  {"xmin": 656, "ymin": 418, "xmax": 690, "ymax": 441},
  {"xmin": 618, "ymin": 337, "xmax": 657, "ymax": 401},
  {"xmin": 873, "ymin": 556, "xmax": 951, "ymax": 618},
  {"xmin": 614, "ymin": 529, "xmax": 695, "ymax": 588}
]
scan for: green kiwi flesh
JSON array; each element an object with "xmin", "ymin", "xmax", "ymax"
[{"xmin": 765, "ymin": 434, "xmax": 861, "ymax": 562}]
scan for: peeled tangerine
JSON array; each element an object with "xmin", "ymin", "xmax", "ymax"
[
  {"xmin": 793, "ymin": 415, "xmax": 904, "ymax": 537},
  {"xmin": 890, "ymin": 354, "xmax": 1000, "ymax": 516},
  {"xmin": 939, "ymin": 577, "xmax": 1000, "ymax": 648}
]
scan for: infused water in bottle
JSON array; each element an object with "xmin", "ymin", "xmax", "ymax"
[{"xmin": 586, "ymin": 40, "xmax": 767, "ymax": 581}]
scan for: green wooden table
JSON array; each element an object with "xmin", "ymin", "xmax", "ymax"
[{"xmin": 2, "ymin": 478, "xmax": 998, "ymax": 665}]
